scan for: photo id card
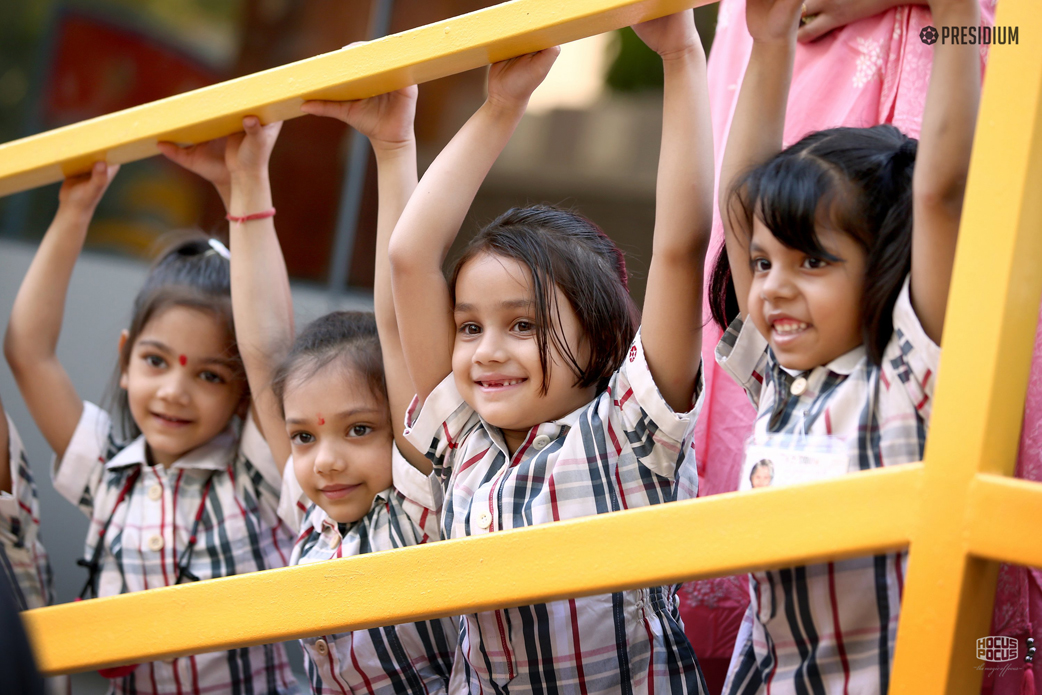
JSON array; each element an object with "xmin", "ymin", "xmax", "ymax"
[{"xmin": 740, "ymin": 434, "xmax": 850, "ymax": 491}]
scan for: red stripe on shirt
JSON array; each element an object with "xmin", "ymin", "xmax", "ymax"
[
  {"xmin": 568, "ymin": 598, "xmax": 590, "ymax": 695},
  {"xmin": 350, "ymin": 636, "xmax": 377, "ymax": 694},
  {"xmin": 827, "ymin": 562, "xmax": 851, "ymax": 695}
]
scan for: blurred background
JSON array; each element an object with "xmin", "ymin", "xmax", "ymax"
[{"xmin": 0, "ymin": 0, "xmax": 718, "ymax": 690}]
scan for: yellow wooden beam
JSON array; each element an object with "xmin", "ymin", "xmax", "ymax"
[
  {"xmin": 967, "ymin": 474, "xmax": 1042, "ymax": 568},
  {"xmin": 0, "ymin": 0, "xmax": 708, "ymax": 199},
  {"xmin": 889, "ymin": 2, "xmax": 1042, "ymax": 692},
  {"xmin": 23, "ymin": 465, "xmax": 921, "ymax": 675}
]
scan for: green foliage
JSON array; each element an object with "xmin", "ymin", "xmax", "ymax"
[{"xmin": 605, "ymin": 27, "xmax": 663, "ymax": 93}]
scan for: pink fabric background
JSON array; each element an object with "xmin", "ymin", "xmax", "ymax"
[{"xmin": 678, "ymin": 1, "xmax": 1042, "ymax": 691}]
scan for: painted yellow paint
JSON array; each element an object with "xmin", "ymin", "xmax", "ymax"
[
  {"xmin": 23, "ymin": 465, "xmax": 921, "ymax": 675},
  {"xmin": 10, "ymin": 0, "xmax": 1042, "ymax": 690},
  {"xmin": 889, "ymin": 0, "xmax": 1042, "ymax": 691},
  {"xmin": 0, "ymin": 0, "xmax": 708, "ymax": 199}
]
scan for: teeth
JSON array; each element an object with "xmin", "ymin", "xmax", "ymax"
[
  {"xmin": 774, "ymin": 322, "xmax": 808, "ymax": 335},
  {"xmin": 482, "ymin": 379, "xmax": 523, "ymax": 387}
]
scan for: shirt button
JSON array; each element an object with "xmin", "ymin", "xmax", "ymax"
[
  {"xmin": 148, "ymin": 534, "xmax": 164, "ymax": 551},
  {"xmin": 532, "ymin": 435, "xmax": 551, "ymax": 450},
  {"xmin": 314, "ymin": 639, "xmax": 328, "ymax": 656},
  {"xmin": 476, "ymin": 511, "xmax": 492, "ymax": 530},
  {"xmin": 790, "ymin": 376, "xmax": 808, "ymax": 396},
  {"xmin": 148, "ymin": 485, "xmax": 162, "ymax": 501}
]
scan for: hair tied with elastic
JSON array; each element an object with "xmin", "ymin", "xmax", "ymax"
[
  {"xmin": 207, "ymin": 238, "xmax": 231, "ymax": 260},
  {"xmin": 891, "ymin": 137, "xmax": 918, "ymax": 171}
]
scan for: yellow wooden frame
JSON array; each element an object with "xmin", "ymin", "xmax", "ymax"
[{"xmin": 5, "ymin": 0, "xmax": 1041, "ymax": 692}]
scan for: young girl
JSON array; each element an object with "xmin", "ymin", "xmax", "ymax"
[
  {"xmin": 4, "ymin": 162, "xmax": 299, "ymax": 694},
  {"xmin": 161, "ymin": 90, "xmax": 456, "ymax": 692},
  {"xmin": 389, "ymin": 10, "xmax": 712, "ymax": 693},
  {"xmin": 711, "ymin": 0, "xmax": 980, "ymax": 690}
]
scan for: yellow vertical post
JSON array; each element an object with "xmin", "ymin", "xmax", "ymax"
[{"xmin": 889, "ymin": 2, "xmax": 1042, "ymax": 692}]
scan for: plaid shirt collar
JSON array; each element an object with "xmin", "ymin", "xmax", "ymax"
[
  {"xmin": 104, "ymin": 426, "xmax": 238, "ymax": 472},
  {"xmin": 481, "ymin": 400, "xmax": 587, "ymax": 458}
]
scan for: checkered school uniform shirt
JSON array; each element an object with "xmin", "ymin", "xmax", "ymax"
[
  {"xmin": 717, "ymin": 278, "xmax": 939, "ymax": 695},
  {"xmin": 0, "ymin": 415, "xmax": 54, "ymax": 611},
  {"xmin": 405, "ymin": 331, "xmax": 707, "ymax": 695},
  {"xmin": 55, "ymin": 402, "xmax": 299, "ymax": 695},
  {"xmin": 278, "ymin": 446, "xmax": 457, "ymax": 695}
]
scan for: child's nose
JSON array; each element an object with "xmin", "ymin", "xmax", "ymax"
[
  {"xmin": 313, "ymin": 441, "xmax": 345, "ymax": 475},
  {"xmin": 473, "ymin": 331, "xmax": 508, "ymax": 364},
  {"xmin": 761, "ymin": 266, "xmax": 796, "ymax": 301},
  {"xmin": 156, "ymin": 370, "xmax": 191, "ymax": 403}
]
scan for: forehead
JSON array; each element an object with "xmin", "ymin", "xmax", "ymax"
[
  {"xmin": 455, "ymin": 252, "xmax": 533, "ymax": 304},
  {"xmin": 282, "ymin": 359, "xmax": 384, "ymax": 414},
  {"xmin": 750, "ymin": 217, "xmax": 858, "ymax": 256},
  {"xmin": 137, "ymin": 305, "xmax": 231, "ymax": 353}
]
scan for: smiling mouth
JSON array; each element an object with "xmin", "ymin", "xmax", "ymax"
[
  {"xmin": 477, "ymin": 378, "xmax": 527, "ymax": 389},
  {"xmin": 771, "ymin": 320, "xmax": 810, "ymax": 337},
  {"xmin": 152, "ymin": 412, "xmax": 192, "ymax": 426},
  {"xmin": 320, "ymin": 484, "xmax": 360, "ymax": 500}
]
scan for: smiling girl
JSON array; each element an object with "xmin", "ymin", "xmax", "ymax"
[
  {"xmin": 4, "ymin": 156, "xmax": 298, "ymax": 692},
  {"xmin": 389, "ymin": 10, "xmax": 713, "ymax": 694},
  {"xmin": 162, "ymin": 88, "xmax": 456, "ymax": 693},
  {"xmin": 710, "ymin": 0, "xmax": 981, "ymax": 689}
]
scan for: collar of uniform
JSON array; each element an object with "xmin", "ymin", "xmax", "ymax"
[
  {"xmin": 301, "ymin": 485, "xmax": 393, "ymax": 536},
  {"xmin": 483, "ymin": 399, "xmax": 586, "ymax": 456},
  {"xmin": 823, "ymin": 345, "xmax": 866, "ymax": 376},
  {"xmin": 104, "ymin": 426, "xmax": 238, "ymax": 471}
]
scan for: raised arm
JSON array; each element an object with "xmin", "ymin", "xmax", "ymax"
[
  {"xmin": 909, "ymin": 0, "xmax": 980, "ymax": 342},
  {"xmin": 632, "ymin": 11, "xmax": 713, "ymax": 412},
  {"xmin": 0, "ymin": 393, "xmax": 9, "ymax": 494},
  {"xmin": 164, "ymin": 119, "xmax": 292, "ymax": 469},
  {"xmin": 718, "ymin": 0, "xmax": 804, "ymax": 318},
  {"xmin": 4, "ymin": 163, "xmax": 119, "ymax": 460},
  {"xmin": 301, "ymin": 87, "xmax": 431, "ymax": 473},
  {"xmin": 388, "ymin": 48, "xmax": 559, "ymax": 402}
]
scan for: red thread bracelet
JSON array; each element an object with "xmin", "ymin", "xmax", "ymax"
[{"xmin": 226, "ymin": 208, "xmax": 276, "ymax": 224}]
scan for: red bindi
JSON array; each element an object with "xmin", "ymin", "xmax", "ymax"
[
  {"xmin": 178, "ymin": 354, "xmax": 187, "ymax": 366},
  {"xmin": 317, "ymin": 414, "xmax": 325, "ymax": 425}
]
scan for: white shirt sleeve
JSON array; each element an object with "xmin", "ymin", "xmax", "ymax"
[{"xmin": 52, "ymin": 402, "xmax": 113, "ymax": 517}]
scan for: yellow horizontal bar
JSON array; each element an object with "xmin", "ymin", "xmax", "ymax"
[
  {"xmin": 24, "ymin": 464, "xmax": 922, "ymax": 675},
  {"xmin": 0, "ymin": 0, "xmax": 708, "ymax": 199},
  {"xmin": 967, "ymin": 473, "xmax": 1042, "ymax": 569}
]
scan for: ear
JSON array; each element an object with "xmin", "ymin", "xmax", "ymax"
[{"xmin": 118, "ymin": 330, "xmax": 130, "ymax": 390}]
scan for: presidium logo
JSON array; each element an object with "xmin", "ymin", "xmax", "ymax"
[{"xmin": 920, "ymin": 24, "xmax": 1019, "ymax": 45}]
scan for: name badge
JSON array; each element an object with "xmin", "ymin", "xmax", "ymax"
[{"xmin": 740, "ymin": 434, "xmax": 849, "ymax": 491}]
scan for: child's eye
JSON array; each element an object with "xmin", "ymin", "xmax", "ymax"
[
  {"xmin": 144, "ymin": 354, "xmax": 166, "ymax": 369},
  {"xmin": 750, "ymin": 258, "xmax": 770, "ymax": 273},
  {"xmin": 199, "ymin": 371, "xmax": 225, "ymax": 385},
  {"xmin": 348, "ymin": 425, "xmax": 373, "ymax": 438},
  {"xmin": 513, "ymin": 320, "xmax": 535, "ymax": 334},
  {"xmin": 803, "ymin": 257, "xmax": 829, "ymax": 269},
  {"xmin": 290, "ymin": 431, "xmax": 315, "ymax": 445},
  {"xmin": 459, "ymin": 323, "xmax": 481, "ymax": 336}
]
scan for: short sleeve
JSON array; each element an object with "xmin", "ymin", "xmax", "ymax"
[
  {"xmin": 618, "ymin": 329, "xmax": 703, "ymax": 443},
  {"xmin": 52, "ymin": 402, "xmax": 114, "ymax": 518},
  {"xmin": 715, "ymin": 317, "xmax": 770, "ymax": 408},
  {"xmin": 237, "ymin": 411, "xmax": 285, "ymax": 518},
  {"xmin": 884, "ymin": 277, "xmax": 942, "ymax": 420},
  {"xmin": 403, "ymin": 375, "xmax": 481, "ymax": 486},
  {"xmin": 607, "ymin": 330, "xmax": 702, "ymax": 479},
  {"xmin": 276, "ymin": 458, "xmax": 310, "ymax": 534},
  {"xmin": 0, "ymin": 416, "xmax": 33, "ymax": 531},
  {"xmin": 390, "ymin": 446, "xmax": 445, "ymax": 543}
]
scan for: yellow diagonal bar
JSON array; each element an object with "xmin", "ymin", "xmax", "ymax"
[
  {"xmin": 0, "ymin": 0, "xmax": 708, "ymax": 199},
  {"xmin": 967, "ymin": 474, "xmax": 1042, "ymax": 569},
  {"xmin": 23, "ymin": 465, "xmax": 922, "ymax": 675},
  {"xmin": 890, "ymin": 2, "xmax": 1042, "ymax": 692}
]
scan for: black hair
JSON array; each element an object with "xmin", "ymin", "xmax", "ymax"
[
  {"xmin": 270, "ymin": 311, "xmax": 386, "ymax": 419},
  {"xmin": 450, "ymin": 205, "xmax": 639, "ymax": 395},
  {"xmin": 710, "ymin": 124, "xmax": 918, "ymax": 365},
  {"xmin": 109, "ymin": 232, "xmax": 243, "ymax": 440}
]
